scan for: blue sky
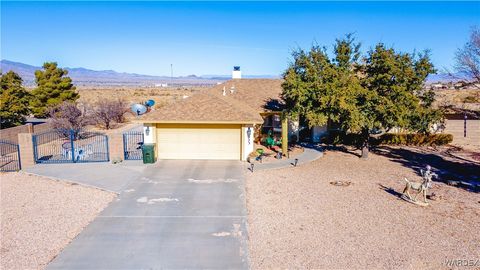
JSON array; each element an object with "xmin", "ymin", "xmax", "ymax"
[{"xmin": 1, "ymin": 1, "xmax": 479, "ymax": 76}]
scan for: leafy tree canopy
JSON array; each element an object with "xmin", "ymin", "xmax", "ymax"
[
  {"xmin": 30, "ymin": 62, "xmax": 79, "ymax": 117},
  {"xmin": 282, "ymin": 36, "xmax": 363, "ymax": 129},
  {"xmin": 282, "ymin": 34, "xmax": 441, "ymax": 158},
  {"xmin": 0, "ymin": 71, "xmax": 31, "ymax": 128}
]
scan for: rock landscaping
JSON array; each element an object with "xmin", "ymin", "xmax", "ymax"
[
  {"xmin": 246, "ymin": 149, "xmax": 480, "ymax": 269},
  {"xmin": 0, "ymin": 172, "xmax": 115, "ymax": 270}
]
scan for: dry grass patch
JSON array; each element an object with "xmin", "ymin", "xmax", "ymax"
[
  {"xmin": 77, "ymin": 87, "xmax": 203, "ymax": 108},
  {"xmin": 434, "ymin": 88, "xmax": 480, "ymax": 111},
  {"xmin": 246, "ymin": 150, "xmax": 480, "ymax": 269},
  {"xmin": 0, "ymin": 172, "xmax": 115, "ymax": 270}
]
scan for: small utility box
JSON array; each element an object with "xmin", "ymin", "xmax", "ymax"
[{"xmin": 142, "ymin": 144, "xmax": 156, "ymax": 164}]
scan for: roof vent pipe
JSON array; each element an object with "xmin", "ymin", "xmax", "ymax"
[{"xmin": 222, "ymin": 86, "xmax": 226, "ymax": 96}]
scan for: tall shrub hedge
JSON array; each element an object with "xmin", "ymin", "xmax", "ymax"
[
  {"xmin": 377, "ymin": 133, "xmax": 453, "ymax": 146},
  {"xmin": 323, "ymin": 131, "xmax": 453, "ymax": 146}
]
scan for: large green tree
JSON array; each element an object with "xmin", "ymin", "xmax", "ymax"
[
  {"xmin": 356, "ymin": 44, "xmax": 438, "ymax": 157},
  {"xmin": 0, "ymin": 71, "xmax": 31, "ymax": 128},
  {"xmin": 282, "ymin": 35, "xmax": 440, "ymax": 158},
  {"xmin": 282, "ymin": 35, "xmax": 363, "ymax": 130},
  {"xmin": 30, "ymin": 62, "xmax": 79, "ymax": 117}
]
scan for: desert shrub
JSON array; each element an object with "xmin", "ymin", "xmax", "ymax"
[
  {"xmin": 148, "ymin": 89, "xmax": 160, "ymax": 95},
  {"xmin": 377, "ymin": 133, "xmax": 453, "ymax": 146},
  {"xmin": 49, "ymin": 101, "xmax": 93, "ymax": 138},
  {"xmin": 463, "ymin": 94, "xmax": 479, "ymax": 103},
  {"xmin": 92, "ymin": 99, "xmax": 128, "ymax": 129},
  {"xmin": 434, "ymin": 134, "xmax": 454, "ymax": 145}
]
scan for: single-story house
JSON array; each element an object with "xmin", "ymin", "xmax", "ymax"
[{"xmin": 137, "ymin": 78, "xmax": 326, "ymax": 161}]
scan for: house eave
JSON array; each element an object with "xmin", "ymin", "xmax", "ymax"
[{"xmin": 134, "ymin": 120, "xmax": 263, "ymax": 125}]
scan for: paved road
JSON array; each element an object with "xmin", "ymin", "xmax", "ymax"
[{"xmin": 30, "ymin": 160, "xmax": 249, "ymax": 269}]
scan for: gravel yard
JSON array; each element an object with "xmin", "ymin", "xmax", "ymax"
[
  {"xmin": 250, "ymin": 143, "xmax": 304, "ymax": 164},
  {"xmin": 246, "ymin": 148, "xmax": 480, "ymax": 269},
  {"xmin": 0, "ymin": 172, "xmax": 115, "ymax": 270}
]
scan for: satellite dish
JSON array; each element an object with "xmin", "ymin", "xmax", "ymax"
[
  {"xmin": 145, "ymin": 99, "xmax": 155, "ymax": 107},
  {"xmin": 131, "ymin": 104, "xmax": 147, "ymax": 116}
]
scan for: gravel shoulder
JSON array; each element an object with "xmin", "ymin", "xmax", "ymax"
[
  {"xmin": 246, "ymin": 149, "xmax": 480, "ymax": 269},
  {"xmin": 0, "ymin": 172, "xmax": 116, "ymax": 270}
]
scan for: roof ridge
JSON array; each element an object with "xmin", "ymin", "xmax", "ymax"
[{"xmin": 203, "ymin": 89, "xmax": 260, "ymax": 119}]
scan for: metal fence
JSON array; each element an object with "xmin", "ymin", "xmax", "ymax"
[
  {"xmin": 0, "ymin": 140, "xmax": 21, "ymax": 172},
  {"xmin": 123, "ymin": 131, "xmax": 144, "ymax": 160},
  {"xmin": 33, "ymin": 129, "xmax": 109, "ymax": 163}
]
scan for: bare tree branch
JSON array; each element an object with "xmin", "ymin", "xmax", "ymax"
[
  {"xmin": 48, "ymin": 101, "xmax": 93, "ymax": 138},
  {"xmin": 455, "ymin": 26, "xmax": 480, "ymax": 87},
  {"xmin": 92, "ymin": 99, "xmax": 128, "ymax": 129}
]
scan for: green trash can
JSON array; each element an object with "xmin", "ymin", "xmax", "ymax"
[{"xmin": 142, "ymin": 143, "xmax": 156, "ymax": 164}]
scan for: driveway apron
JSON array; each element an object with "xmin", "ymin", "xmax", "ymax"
[{"xmin": 47, "ymin": 160, "xmax": 249, "ymax": 269}]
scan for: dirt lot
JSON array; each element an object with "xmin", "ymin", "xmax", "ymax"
[
  {"xmin": 433, "ymin": 88, "xmax": 480, "ymax": 112},
  {"xmin": 246, "ymin": 148, "xmax": 480, "ymax": 269},
  {"xmin": 75, "ymin": 87, "xmax": 206, "ymax": 129},
  {"xmin": 0, "ymin": 172, "xmax": 115, "ymax": 270},
  {"xmin": 77, "ymin": 87, "xmax": 203, "ymax": 109}
]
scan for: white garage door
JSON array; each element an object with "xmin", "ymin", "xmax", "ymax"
[{"xmin": 156, "ymin": 124, "xmax": 241, "ymax": 160}]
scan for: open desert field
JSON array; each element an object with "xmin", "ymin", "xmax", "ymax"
[
  {"xmin": 433, "ymin": 88, "xmax": 480, "ymax": 112},
  {"xmin": 77, "ymin": 87, "xmax": 205, "ymax": 109},
  {"xmin": 0, "ymin": 172, "xmax": 115, "ymax": 270},
  {"xmin": 246, "ymin": 148, "xmax": 480, "ymax": 269}
]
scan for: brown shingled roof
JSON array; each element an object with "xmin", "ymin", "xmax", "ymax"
[
  {"xmin": 209, "ymin": 79, "xmax": 285, "ymax": 112},
  {"xmin": 138, "ymin": 79, "xmax": 284, "ymax": 124}
]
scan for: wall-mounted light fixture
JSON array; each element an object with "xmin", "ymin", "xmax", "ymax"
[
  {"xmin": 145, "ymin": 126, "xmax": 150, "ymax": 136},
  {"xmin": 246, "ymin": 127, "xmax": 252, "ymax": 145}
]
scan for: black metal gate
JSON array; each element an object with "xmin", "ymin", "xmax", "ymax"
[
  {"xmin": 123, "ymin": 131, "xmax": 144, "ymax": 160},
  {"xmin": 33, "ymin": 129, "xmax": 109, "ymax": 163},
  {"xmin": 0, "ymin": 140, "xmax": 21, "ymax": 171}
]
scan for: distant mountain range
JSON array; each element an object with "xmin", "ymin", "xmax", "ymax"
[
  {"xmin": 2, "ymin": 59, "xmax": 460, "ymax": 87},
  {"xmin": 425, "ymin": 72, "xmax": 472, "ymax": 84},
  {"xmin": 0, "ymin": 60, "xmax": 226, "ymax": 87},
  {"xmin": 0, "ymin": 60, "xmax": 279, "ymax": 87}
]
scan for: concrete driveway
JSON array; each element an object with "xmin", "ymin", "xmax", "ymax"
[{"xmin": 28, "ymin": 160, "xmax": 249, "ymax": 269}]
